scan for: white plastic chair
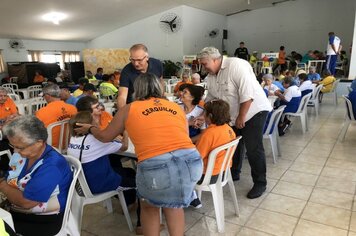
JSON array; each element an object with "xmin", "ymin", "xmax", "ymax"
[
  {"xmin": 296, "ymin": 63, "xmax": 307, "ymax": 72},
  {"xmin": 55, "ymin": 155, "xmax": 82, "ymax": 236},
  {"xmin": 27, "ymin": 85, "xmax": 42, "ymax": 98},
  {"xmin": 28, "ymin": 99, "xmax": 47, "ymax": 114},
  {"xmin": 195, "ymin": 137, "xmax": 241, "ymax": 233},
  {"xmin": 307, "ymin": 84, "xmax": 323, "ymax": 116},
  {"xmin": 282, "ymin": 93, "xmax": 312, "ymax": 134},
  {"xmin": 47, "ymin": 119, "xmax": 71, "ymax": 154},
  {"xmin": 7, "ymin": 93, "xmax": 21, "ymax": 101},
  {"xmin": 263, "ymin": 105, "xmax": 286, "ymax": 163},
  {"xmin": 70, "ymin": 155, "xmax": 134, "ymax": 233},
  {"xmin": 339, "ymin": 95, "xmax": 356, "ymax": 142},
  {"xmin": 261, "ymin": 67, "xmax": 272, "ymax": 74},
  {"xmin": 2, "ymin": 83, "xmax": 18, "ymax": 91},
  {"xmin": 328, "ymin": 79, "xmax": 340, "ymax": 105}
]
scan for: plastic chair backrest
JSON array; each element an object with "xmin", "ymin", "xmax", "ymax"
[
  {"xmin": 29, "ymin": 99, "xmax": 47, "ymax": 114},
  {"xmin": 1, "ymin": 87, "xmax": 15, "ymax": 94},
  {"xmin": 59, "ymin": 155, "xmax": 82, "ymax": 234},
  {"xmin": 28, "ymin": 85, "xmax": 42, "ymax": 98},
  {"xmin": 331, "ymin": 79, "xmax": 340, "ymax": 92},
  {"xmin": 296, "ymin": 93, "xmax": 312, "ymax": 113},
  {"xmin": 47, "ymin": 119, "xmax": 70, "ymax": 154},
  {"xmin": 2, "ymin": 83, "xmax": 18, "ymax": 91},
  {"xmin": 343, "ymin": 95, "xmax": 355, "ymax": 121},
  {"xmin": 311, "ymin": 84, "xmax": 323, "ymax": 101},
  {"xmin": 264, "ymin": 105, "xmax": 286, "ymax": 135},
  {"xmin": 200, "ymin": 137, "xmax": 241, "ymax": 186},
  {"xmin": 7, "ymin": 93, "xmax": 20, "ymax": 101}
]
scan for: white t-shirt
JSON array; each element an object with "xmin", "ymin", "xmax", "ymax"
[
  {"xmin": 205, "ymin": 57, "xmax": 272, "ymax": 124},
  {"xmin": 327, "ymin": 35, "xmax": 341, "ymax": 55},
  {"xmin": 67, "ymin": 134, "xmax": 122, "ymax": 164},
  {"xmin": 264, "ymin": 84, "xmax": 280, "ymax": 94},
  {"xmin": 299, "ymin": 80, "xmax": 313, "ymax": 92},
  {"xmin": 284, "ymin": 85, "xmax": 301, "ymax": 102},
  {"xmin": 179, "ymin": 104, "xmax": 206, "ymax": 129}
]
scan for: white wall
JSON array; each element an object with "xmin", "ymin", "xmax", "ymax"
[
  {"xmin": 88, "ymin": 5, "xmax": 227, "ymax": 62},
  {"xmin": 226, "ymin": 0, "xmax": 355, "ymax": 58},
  {"xmin": 349, "ymin": 7, "xmax": 356, "ymax": 80},
  {"xmin": 0, "ymin": 38, "xmax": 86, "ymax": 62},
  {"xmin": 182, "ymin": 5, "xmax": 226, "ymax": 55}
]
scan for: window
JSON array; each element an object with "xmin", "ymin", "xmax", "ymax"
[{"xmin": 28, "ymin": 50, "xmax": 80, "ymax": 69}]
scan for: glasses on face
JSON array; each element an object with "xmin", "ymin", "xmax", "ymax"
[
  {"xmin": 92, "ymin": 102, "xmax": 104, "ymax": 110},
  {"xmin": 9, "ymin": 142, "xmax": 35, "ymax": 151},
  {"xmin": 129, "ymin": 56, "xmax": 147, "ymax": 63}
]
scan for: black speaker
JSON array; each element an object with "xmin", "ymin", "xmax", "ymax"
[{"xmin": 223, "ymin": 29, "xmax": 228, "ymax": 39}]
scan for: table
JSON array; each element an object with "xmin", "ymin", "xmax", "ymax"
[{"xmin": 0, "ymin": 208, "xmax": 14, "ymax": 231}]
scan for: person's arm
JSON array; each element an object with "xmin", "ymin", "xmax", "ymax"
[
  {"xmin": 235, "ymin": 100, "xmax": 252, "ymax": 129},
  {"xmin": 119, "ymin": 131, "xmax": 128, "ymax": 152},
  {"xmin": 0, "ymin": 179, "xmax": 39, "ymax": 209},
  {"xmin": 117, "ymin": 87, "xmax": 128, "ymax": 109},
  {"xmin": 76, "ymin": 104, "xmax": 130, "ymax": 143}
]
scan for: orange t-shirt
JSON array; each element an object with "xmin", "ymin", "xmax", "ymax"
[
  {"xmin": 278, "ymin": 50, "xmax": 286, "ymax": 64},
  {"xmin": 195, "ymin": 124, "xmax": 236, "ymax": 176},
  {"xmin": 174, "ymin": 81, "xmax": 193, "ymax": 93},
  {"xmin": 33, "ymin": 75, "xmax": 45, "ymax": 83},
  {"xmin": 125, "ymin": 98, "xmax": 195, "ymax": 162},
  {"xmin": 36, "ymin": 100, "xmax": 77, "ymax": 148},
  {"xmin": 0, "ymin": 98, "xmax": 17, "ymax": 121},
  {"xmin": 99, "ymin": 111, "xmax": 113, "ymax": 130}
]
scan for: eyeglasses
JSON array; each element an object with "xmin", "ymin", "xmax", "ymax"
[
  {"xmin": 129, "ymin": 56, "xmax": 147, "ymax": 63},
  {"xmin": 92, "ymin": 102, "xmax": 104, "ymax": 110},
  {"xmin": 8, "ymin": 142, "xmax": 35, "ymax": 151}
]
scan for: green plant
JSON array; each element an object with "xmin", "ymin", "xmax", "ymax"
[{"xmin": 162, "ymin": 60, "xmax": 181, "ymax": 77}]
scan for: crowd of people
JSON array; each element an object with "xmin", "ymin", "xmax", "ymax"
[{"xmin": 0, "ymin": 37, "xmax": 353, "ymax": 236}]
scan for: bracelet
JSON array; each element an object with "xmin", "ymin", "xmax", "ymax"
[{"xmin": 88, "ymin": 126, "xmax": 97, "ymax": 134}]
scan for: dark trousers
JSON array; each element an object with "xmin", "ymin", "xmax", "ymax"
[{"xmin": 231, "ymin": 111, "xmax": 268, "ymax": 186}]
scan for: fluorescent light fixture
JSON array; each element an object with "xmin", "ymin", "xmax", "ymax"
[{"xmin": 42, "ymin": 12, "xmax": 67, "ymax": 25}]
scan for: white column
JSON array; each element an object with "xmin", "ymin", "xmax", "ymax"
[{"xmin": 349, "ymin": 8, "xmax": 356, "ymax": 80}]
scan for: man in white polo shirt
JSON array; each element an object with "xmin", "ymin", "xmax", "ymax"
[
  {"xmin": 326, "ymin": 32, "xmax": 342, "ymax": 75},
  {"xmin": 197, "ymin": 47, "xmax": 272, "ymax": 199}
]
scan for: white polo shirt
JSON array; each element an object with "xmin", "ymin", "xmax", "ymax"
[
  {"xmin": 299, "ymin": 80, "xmax": 313, "ymax": 92},
  {"xmin": 205, "ymin": 57, "xmax": 272, "ymax": 125},
  {"xmin": 284, "ymin": 85, "xmax": 301, "ymax": 102}
]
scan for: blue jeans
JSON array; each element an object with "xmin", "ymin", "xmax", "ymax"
[{"xmin": 136, "ymin": 148, "xmax": 203, "ymax": 208}]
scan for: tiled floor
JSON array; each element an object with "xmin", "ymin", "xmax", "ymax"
[{"xmin": 82, "ymin": 94, "xmax": 356, "ymax": 236}]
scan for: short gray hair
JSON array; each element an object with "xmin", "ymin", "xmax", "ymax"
[
  {"xmin": 3, "ymin": 115, "xmax": 48, "ymax": 144},
  {"xmin": 192, "ymin": 73, "xmax": 200, "ymax": 80},
  {"xmin": 0, "ymin": 87, "xmax": 8, "ymax": 94},
  {"xmin": 43, "ymin": 84, "xmax": 61, "ymax": 98},
  {"xmin": 197, "ymin": 47, "xmax": 222, "ymax": 60},
  {"xmin": 133, "ymin": 73, "xmax": 164, "ymax": 101}
]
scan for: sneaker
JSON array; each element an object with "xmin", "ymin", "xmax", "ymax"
[
  {"xmin": 247, "ymin": 185, "xmax": 266, "ymax": 199},
  {"xmin": 190, "ymin": 198, "xmax": 202, "ymax": 209}
]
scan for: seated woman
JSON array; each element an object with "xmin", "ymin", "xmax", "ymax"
[
  {"xmin": 262, "ymin": 74, "xmax": 280, "ymax": 96},
  {"xmin": 195, "ymin": 99, "xmax": 236, "ymax": 184},
  {"xmin": 76, "ymin": 96, "xmax": 112, "ymax": 130},
  {"xmin": 173, "ymin": 71, "xmax": 192, "ymax": 96},
  {"xmin": 316, "ymin": 70, "xmax": 336, "ymax": 102},
  {"xmin": 274, "ymin": 76, "xmax": 302, "ymax": 135},
  {"xmin": 33, "ymin": 71, "xmax": 45, "ymax": 84},
  {"xmin": 1, "ymin": 115, "xmax": 72, "ymax": 236},
  {"xmin": 298, "ymin": 73, "xmax": 314, "ymax": 97},
  {"xmin": 180, "ymin": 84, "xmax": 206, "ymax": 143}
]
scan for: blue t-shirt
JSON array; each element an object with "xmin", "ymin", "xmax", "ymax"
[
  {"xmin": 273, "ymin": 81, "xmax": 285, "ymax": 93},
  {"xmin": 308, "ymin": 73, "xmax": 321, "ymax": 81},
  {"xmin": 348, "ymin": 90, "xmax": 356, "ymax": 118},
  {"xmin": 120, "ymin": 58, "xmax": 163, "ymax": 104},
  {"xmin": 18, "ymin": 145, "xmax": 72, "ymax": 212},
  {"xmin": 66, "ymin": 96, "xmax": 78, "ymax": 106}
]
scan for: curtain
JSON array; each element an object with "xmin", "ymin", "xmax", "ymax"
[
  {"xmin": 62, "ymin": 51, "xmax": 80, "ymax": 63},
  {"xmin": 0, "ymin": 50, "xmax": 5, "ymax": 73},
  {"xmin": 28, "ymin": 50, "xmax": 43, "ymax": 62}
]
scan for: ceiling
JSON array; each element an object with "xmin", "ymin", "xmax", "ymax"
[{"xmin": 0, "ymin": 0, "xmax": 287, "ymax": 42}]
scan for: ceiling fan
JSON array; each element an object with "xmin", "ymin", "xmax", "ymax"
[{"xmin": 9, "ymin": 39, "xmax": 24, "ymax": 49}]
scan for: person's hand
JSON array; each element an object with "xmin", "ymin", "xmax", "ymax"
[
  {"xmin": 274, "ymin": 90, "xmax": 281, "ymax": 96},
  {"xmin": 191, "ymin": 116, "xmax": 205, "ymax": 129},
  {"xmin": 235, "ymin": 115, "xmax": 246, "ymax": 129},
  {"xmin": 74, "ymin": 123, "xmax": 94, "ymax": 135},
  {"xmin": 5, "ymin": 114, "xmax": 19, "ymax": 125}
]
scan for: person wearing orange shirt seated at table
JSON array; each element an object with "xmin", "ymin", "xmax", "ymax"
[
  {"xmin": 36, "ymin": 84, "xmax": 77, "ymax": 148},
  {"xmin": 33, "ymin": 70, "xmax": 45, "ymax": 84},
  {"xmin": 76, "ymin": 96, "xmax": 112, "ymax": 130},
  {"xmin": 195, "ymin": 99, "xmax": 236, "ymax": 184},
  {"xmin": 174, "ymin": 71, "xmax": 193, "ymax": 96},
  {"xmin": 0, "ymin": 87, "xmax": 18, "ymax": 128}
]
